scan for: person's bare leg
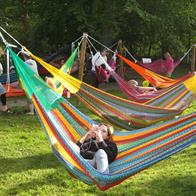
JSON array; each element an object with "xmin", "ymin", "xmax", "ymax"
[{"xmin": 26, "ymin": 101, "xmax": 35, "ymax": 115}]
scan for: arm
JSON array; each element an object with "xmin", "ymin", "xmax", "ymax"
[
  {"xmin": 138, "ymin": 86, "xmax": 157, "ymax": 92},
  {"xmin": 98, "ymin": 141, "xmax": 118, "ymax": 163},
  {"xmin": 77, "ymin": 125, "xmax": 98, "ymax": 146},
  {"xmin": 95, "ymin": 130, "xmax": 118, "ymax": 163}
]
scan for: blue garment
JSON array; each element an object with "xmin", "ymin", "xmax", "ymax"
[{"xmin": 0, "ymin": 83, "xmax": 6, "ymax": 96}]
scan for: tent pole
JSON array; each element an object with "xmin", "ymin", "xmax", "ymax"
[
  {"xmin": 191, "ymin": 45, "xmax": 196, "ymax": 72},
  {"xmin": 117, "ymin": 40, "xmax": 125, "ymax": 78},
  {"xmin": 78, "ymin": 33, "xmax": 88, "ymax": 81}
]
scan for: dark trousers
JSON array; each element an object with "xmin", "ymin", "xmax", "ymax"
[
  {"xmin": 0, "ymin": 93, "xmax": 6, "ymax": 105},
  {"xmin": 91, "ymin": 71, "xmax": 99, "ymax": 88}
]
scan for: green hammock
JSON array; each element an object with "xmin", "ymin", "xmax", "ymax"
[{"xmin": 8, "ymin": 46, "xmax": 196, "ymax": 191}]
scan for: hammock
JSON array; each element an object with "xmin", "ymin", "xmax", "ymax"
[
  {"xmin": 117, "ymin": 54, "xmax": 193, "ymax": 88},
  {"xmin": 97, "ymin": 52, "xmax": 195, "ymax": 104},
  {"xmin": 27, "ymin": 48, "xmax": 196, "ymax": 109},
  {"xmin": 139, "ymin": 58, "xmax": 181, "ymax": 76},
  {"xmin": 52, "ymin": 46, "xmax": 79, "ymax": 94},
  {"xmin": 24, "ymin": 48, "xmax": 196, "ymax": 129},
  {"xmin": 8, "ymin": 46, "xmax": 196, "ymax": 191},
  {"xmin": 84, "ymin": 38, "xmax": 195, "ymax": 103},
  {"xmin": 111, "ymin": 71, "xmax": 196, "ymax": 105},
  {"xmin": 3, "ymin": 84, "xmax": 25, "ymax": 97}
]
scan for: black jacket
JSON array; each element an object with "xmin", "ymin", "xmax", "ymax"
[{"xmin": 77, "ymin": 138, "xmax": 118, "ymax": 163}]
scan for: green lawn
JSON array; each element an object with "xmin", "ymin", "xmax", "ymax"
[{"xmin": 0, "ymin": 95, "xmax": 195, "ymax": 196}]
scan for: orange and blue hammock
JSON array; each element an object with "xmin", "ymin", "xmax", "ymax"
[{"xmin": 8, "ymin": 46, "xmax": 196, "ymax": 191}]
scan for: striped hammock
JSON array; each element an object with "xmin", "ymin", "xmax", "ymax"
[
  {"xmin": 111, "ymin": 71, "xmax": 195, "ymax": 104},
  {"xmin": 8, "ymin": 46, "xmax": 196, "ymax": 191},
  {"xmin": 25, "ymin": 48, "xmax": 196, "ymax": 129},
  {"xmin": 55, "ymin": 50, "xmax": 195, "ymax": 105}
]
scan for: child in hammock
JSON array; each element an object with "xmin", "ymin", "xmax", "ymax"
[
  {"xmin": 128, "ymin": 80, "xmax": 157, "ymax": 94},
  {"xmin": 45, "ymin": 76, "xmax": 71, "ymax": 98}
]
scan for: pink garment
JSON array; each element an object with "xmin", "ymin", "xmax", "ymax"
[
  {"xmin": 108, "ymin": 59, "xmax": 116, "ymax": 70},
  {"xmin": 95, "ymin": 55, "xmax": 117, "ymax": 84},
  {"xmin": 139, "ymin": 56, "xmax": 180, "ymax": 75}
]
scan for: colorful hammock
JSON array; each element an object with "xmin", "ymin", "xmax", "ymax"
[
  {"xmin": 8, "ymin": 46, "xmax": 196, "ymax": 190},
  {"xmin": 23, "ymin": 48, "xmax": 194, "ymax": 129},
  {"xmin": 111, "ymin": 71, "xmax": 195, "ymax": 104},
  {"xmin": 80, "ymin": 46, "xmax": 195, "ymax": 104},
  {"xmin": 27, "ymin": 49, "xmax": 195, "ymax": 108},
  {"xmin": 117, "ymin": 54, "xmax": 193, "ymax": 88},
  {"xmin": 52, "ymin": 46, "xmax": 79, "ymax": 94}
]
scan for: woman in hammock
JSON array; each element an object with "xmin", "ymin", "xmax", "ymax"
[
  {"xmin": 71, "ymin": 124, "xmax": 118, "ymax": 174},
  {"xmin": 139, "ymin": 52, "xmax": 177, "ymax": 77}
]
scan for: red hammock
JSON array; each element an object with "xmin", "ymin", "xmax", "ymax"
[{"xmin": 3, "ymin": 84, "xmax": 25, "ymax": 97}]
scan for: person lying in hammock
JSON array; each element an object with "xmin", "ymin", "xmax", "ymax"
[
  {"xmin": 45, "ymin": 76, "xmax": 57, "ymax": 89},
  {"xmin": 139, "ymin": 52, "xmax": 178, "ymax": 77},
  {"xmin": 71, "ymin": 124, "xmax": 118, "ymax": 174},
  {"xmin": 45, "ymin": 76, "xmax": 71, "ymax": 98},
  {"xmin": 128, "ymin": 80, "xmax": 157, "ymax": 94}
]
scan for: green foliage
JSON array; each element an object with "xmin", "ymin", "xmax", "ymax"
[{"xmin": 0, "ymin": 0, "xmax": 195, "ymax": 58}]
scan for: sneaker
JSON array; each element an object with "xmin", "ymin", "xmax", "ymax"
[
  {"xmin": 2, "ymin": 108, "xmax": 13, "ymax": 114},
  {"xmin": 26, "ymin": 112, "xmax": 35, "ymax": 115}
]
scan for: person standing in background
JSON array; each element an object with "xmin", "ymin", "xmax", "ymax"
[
  {"xmin": 23, "ymin": 52, "xmax": 39, "ymax": 115},
  {"xmin": 0, "ymin": 48, "xmax": 12, "ymax": 113}
]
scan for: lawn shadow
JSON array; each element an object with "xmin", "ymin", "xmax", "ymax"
[
  {"xmin": 91, "ymin": 174, "xmax": 196, "ymax": 196},
  {"xmin": 143, "ymin": 175, "xmax": 196, "ymax": 196},
  {"xmin": 0, "ymin": 153, "xmax": 60, "ymax": 175}
]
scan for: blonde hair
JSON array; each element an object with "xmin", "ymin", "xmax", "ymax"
[
  {"xmin": 128, "ymin": 80, "xmax": 138, "ymax": 86},
  {"xmin": 100, "ymin": 123, "xmax": 114, "ymax": 140}
]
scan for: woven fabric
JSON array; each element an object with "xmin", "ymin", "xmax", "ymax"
[{"xmin": 9, "ymin": 47, "xmax": 196, "ymax": 190}]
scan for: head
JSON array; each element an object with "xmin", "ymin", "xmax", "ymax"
[
  {"xmin": 163, "ymin": 52, "xmax": 171, "ymax": 59},
  {"xmin": 128, "ymin": 80, "xmax": 138, "ymax": 86},
  {"xmin": 101, "ymin": 48, "xmax": 109, "ymax": 57},
  {"xmin": 98, "ymin": 124, "xmax": 114, "ymax": 140},
  {"xmin": 22, "ymin": 52, "xmax": 30, "ymax": 61},
  {"xmin": 60, "ymin": 59, "xmax": 65, "ymax": 65},
  {"xmin": 73, "ymin": 59, "xmax": 79, "ymax": 66},
  {"xmin": 10, "ymin": 66, "xmax": 15, "ymax": 73}
]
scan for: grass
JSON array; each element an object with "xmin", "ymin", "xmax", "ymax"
[{"xmin": 0, "ymin": 92, "xmax": 195, "ymax": 196}]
